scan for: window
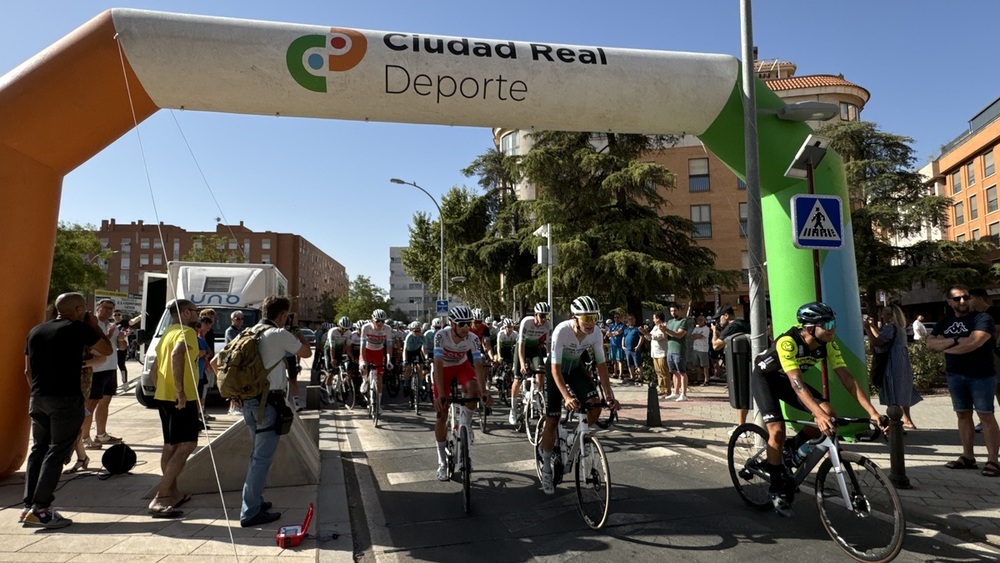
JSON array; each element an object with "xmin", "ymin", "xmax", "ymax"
[
  {"xmin": 986, "ymin": 151, "xmax": 996, "ymax": 178},
  {"xmin": 121, "ymin": 240, "xmax": 130, "ymax": 251},
  {"xmin": 193, "ymin": 239, "xmax": 203, "ymax": 251},
  {"xmin": 970, "ymin": 194, "xmax": 979, "ymax": 220},
  {"xmin": 140, "ymin": 237, "xmax": 150, "ymax": 249},
  {"xmin": 688, "ymin": 158, "xmax": 710, "ymax": 192},
  {"xmin": 991, "ymin": 222, "xmax": 1000, "ymax": 245},
  {"xmin": 173, "ymin": 239, "xmax": 180, "ymax": 260},
  {"xmin": 228, "ymin": 238, "xmax": 237, "ymax": 250},
  {"xmin": 967, "ymin": 162, "xmax": 976, "ymax": 186},
  {"xmin": 738, "ymin": 202, "xmax": 748, "ymax": 237},
  {"xmin": 952, "ymin": 171, "xmax": 962, "ymax": 194},
  {"xmin": 100, "ymin": 238, "xmax": 109, "ymax": 248},
  {"xmin": 139, "ymin": 254, "xmax": 149, "ymax": 266},
  {"xmin": 500, "ymin": 131, "xmax": 520, "ymax": 156},
  {"xmin": 840, "ymin": 102, "xmax": 859, "ymax": 121},
  {"xmin": 955, "ymin": 202, "xmax": 965, "ymax": 226},
  {"xmin": 737, "ymin": 178, "xmax": 747, "ymax": 190},
  {"xmin": 203, "ymin": 277, "xmax": 232, "ymax": 293},
  {"xmin": 691, "ymin": 204, "xmax": 712, "ymax": 238},
  {"xmin": 121, "ymin": 257, "xmax": 130, "ymax": 270},
  {"xmin": 988, "ymin": 186, "xmax": 998, "ymax": 213},
  {"xmin": 973, "ymin": 229, "xmax": 981, "ymax": 240},
  {"xmin": 261, "ymin": 254, "xmax": 271, "ymax": 264},
  {"xmin": 741, "ymin": 251, "xmax": 750, "ymax": 284},
  {"xmin": 152, "ymin": 254, "xmax": 162, "ymax": 265},
  {"xmin": 957, "ymin": 234, "xmax": 967, "ymax": 242},
  {"xmin": 262, "ymin": 238, "xmax": 271, "ymax": 250},
  {"xmin": 120, "ymin": 272, "xmax": 129, "ymax": 285}
]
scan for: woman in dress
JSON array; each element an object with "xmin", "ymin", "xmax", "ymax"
[{"xmin": 865, "ymin": 305, "xmax": 921, "ymax": 429}]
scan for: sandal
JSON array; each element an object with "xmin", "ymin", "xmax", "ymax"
[
  {"xmin": 945, "ymin": 456, "xmax": 978, "ymax": 469},
  {"xmin": 982, "ymin": 461, "xmax": 1000, "ymax": 477}
]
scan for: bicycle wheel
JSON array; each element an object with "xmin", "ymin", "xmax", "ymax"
[
  {"xmin": 413, "ymin": 381, "xmax": 421, "ymax": 415},
  {"xmin": 371, "ymin": 380, "xmax": 380, "ymax": 428},
  {"xmin": 445, "ymin": 436, "xmax": 455, "ymax": 479},
  {"xmin": 479, "ymin": 398, "xmax": 488, "ymax": 434},
  {"xmin": 815, "ymin": 452, "xmax": 905, "ymax": 563},
  {"xmin": 575, "ymin": 435, "xmax": 611, "ymax": 530},
  {"xmin": 526, "ymin": 396, "xmax": 542, "ymax": 446},
  {"xmin": 342, "ymin": 377, "xmax": 356, "ymax": 410},
  {"xmin": 460, "ymin": 426, "xmax": 472, "ymax": 515},
  {"xmin": 387, "ymin": 370, "xmax": 401, "ymax": 398},
  {"xmin": 727, "ymin": 423, "xmax": 772, "ymax": 509},
  {"xmin": 533, "ymin": 424, "xmax": 545, "ymax": 480}
]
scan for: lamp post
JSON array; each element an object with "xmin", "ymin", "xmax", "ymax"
[{"xmin": 391, "ymin": 179, "xmax": 446, "ymax": 318}]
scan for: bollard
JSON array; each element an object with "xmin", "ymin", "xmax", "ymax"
[
  {"xmin": 305, "ymin": 385, "xmax": 323, "ymax": 410},
  {"xmin": 886, "ymin": 405, "xmax": 911, "ymax": 489},
  {"xmin": 646, "ymin": 381, "xmax": 662, "ymax": 427}
]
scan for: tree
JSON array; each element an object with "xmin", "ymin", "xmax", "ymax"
[
  {"xmin": 182, "ymin": 234, "xmax": 242, "ymax": 263},
  {"xmin": 333, "ymin": 275, "xmax": 393, "ymax": 323},
  {"xmin": 818, "ymin": 120, "xmax": 998, "ymax": 310},
  {"xmin": 48, "ymin": 222, "xmax": 109, "ymax": 304},
  {"xmin": 317, "ymin": 290, "xmax": 338, "ymax": 323}
]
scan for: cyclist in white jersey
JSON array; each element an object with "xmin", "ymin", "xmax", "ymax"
[
  {"xmin": 539, "ymin": 296, "xmax": 619, "ymax": 494},
  {"xmin": 432, "ymin": 306, "xmax": 492, "ymax": 481},
  {"xmin": 509, "ymin": 302, "xmax": 553, "ymax": 425},
  {"xmin": 359, "ymin": 309, "xmax": 394, "ymax": 402}
]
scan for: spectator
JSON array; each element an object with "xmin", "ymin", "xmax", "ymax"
[
  {"xmin": 663, "ymin": 304, "xmax": 690, "ymax": 401},
  {"xmin": 147, "ymin": 299, "xmax": 202, "ymax": 518},
  {"xmin": 81, "ymin": 298, "xmax": 125, "ymax": 450},
  {"xmin": 196, "ymin": 316, "xmax": 215, "ymax": 425},
  {"xmin": 606, "ymin": 314, "xmax": 625, "ymax": 379},
  {"xmin": 690, "ymin": 315, "xmax": 711, "ymax": 386},
  {"xmin": 648, "ymin": 312, "xmax": 671, "ymax": 396},
  {"xmin": 23, "ymin": 292, "xmax": 112, "ymax": 528},
  {"xmin": 864, "ymin": 305, "xmax": 920, "ymax": 429},
  {"xmin": 911, "ymin": 314, "xmax": 928, "ymax": 341},
  {"xmin": 224, "ymin": 311, "xmax": 245, "ymax": 416},
  {"xmin": 238, "ymin": 295, "xmax": 311, "ymax": 527},
  {"xmin": 622, "ymin": 314, "xmax": 644, "ymax": 384},
  {"xmin": 113, "ymin": 309, "xmax": 130, "ymax": 387},
  {"xmin": 925, "ymin": 285, "xmax": 999, "ymax": 478},
  {"xmin": 710, "ymin": 305, "xmax": 750, "ymax": 432},
  {"xmin": 968, "ymin": 288, "xmax": 1000, "ymax": 434}
]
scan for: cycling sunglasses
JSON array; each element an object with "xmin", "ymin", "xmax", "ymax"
[
  {"xmin": 455, "ymin": 321, "xmax": 472, "ymax": 327},
  {"xmin": 821, "ymin": 320, "xmax": 836, "ymax": 331},
  {"xmin": 577, "ymin": 314, "xmax": 599, "ymax": 324}
]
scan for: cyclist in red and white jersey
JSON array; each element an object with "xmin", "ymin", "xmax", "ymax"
[
  {"xmin": 432, "ymin": 306, "xmax": 492, "ymax": 481},
  {"xmin": 469, "ymin": 308, "xmax": 494, "ymax": 358},
  {"xmin": 359, "ymin": 309, "xmax": 395, "ymax": 402}
]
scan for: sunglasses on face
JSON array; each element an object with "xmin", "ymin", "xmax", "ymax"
[
  {"xmin": 456, "ymin": 321, "xmax": 472, "ymax": 328},
  {"xmin": 537, "ymin": 314, "xmax": 548, "ymax": 320},
  {"xmin": 577, "ymin": 314, "xmax": 599, "ymax": 324},
  {"xmin": 375, "ymin": 320, "xmax": 385, "ymax": 324},
  {"xmin": 949, "ymin": 294, "xmax": 971, "ymax": 303},
  {"xmin": 821, "ymin": 320, "xmax": 836, "ymax": 331}
]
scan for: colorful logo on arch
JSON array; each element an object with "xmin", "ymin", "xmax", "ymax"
[{"xmin": 287, "ymin": 28, "xmax": 367, "ymax": 93}]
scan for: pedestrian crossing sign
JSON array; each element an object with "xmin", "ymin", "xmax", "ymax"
[{"xmin": 791, "ymin": 194, "xmax": 843, "ymax": 250}]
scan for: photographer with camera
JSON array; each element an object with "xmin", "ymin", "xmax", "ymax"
[{"xmin": 711, "ymin": 306, "xmax": 750, "ymax": 433}]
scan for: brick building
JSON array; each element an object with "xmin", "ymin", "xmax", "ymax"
[{"xmin": 95, "ymin": 219, "xmax": 348, "ymax": 323}]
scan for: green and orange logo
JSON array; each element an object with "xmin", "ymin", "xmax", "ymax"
[{"xmin": 287, "ymin": 28, "xmax": 367, "ymax": 92}]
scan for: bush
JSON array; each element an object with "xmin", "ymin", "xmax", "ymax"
[{"xmin": 907, "ymin": 343, "xmax": 946, "ymax": 392}]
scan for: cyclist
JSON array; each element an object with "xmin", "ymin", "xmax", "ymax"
[
  {"xmin": 469, "ymin": 308, "xmax": 494, "ymax": 358},
  {"xmin": 751, "ymin": 301, "xmax": 884, "ymax": 516},
  {"xmin": 539, "ymin": 296, "xmax": 619, "ymax": 494},
  {"xmin": 403, "ymin": 321, "xmax": 427, "ymax": 402},
  {"xmin": 359, "ymin": 309, "xmax": 394, "ymax": 405},
  {"xmin": 493, "ymin": 318, "xmax": 517, "ymax": 366},
  {"xmin": 433, "ymin": 306, "xmax": 492, "ymax": 481},
  {"xmin": 324, "ymin": 316, "xmax": 354, "ymax": 391},
  {"xmin": 510, "ymin": 302, "xmax": 553, "ymax": 425}
]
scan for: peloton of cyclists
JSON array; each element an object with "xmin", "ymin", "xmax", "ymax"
[
  {"xmin": 432, "ymin": 306, "xmax": 492, "ymax": 481},
  {"xmin": 509, "ymin": 302, "xmax": 553, "ymax": 425}
]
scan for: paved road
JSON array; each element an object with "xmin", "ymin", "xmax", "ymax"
[{"xmin": 333, "ymin": 390, "xmax": 1000, "ymax": 562}]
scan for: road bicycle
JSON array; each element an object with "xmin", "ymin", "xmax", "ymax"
[
  {"xmin": 534, "ymin": 402, "xmax": 611, "ymax": 529},
  {"xmin": 384, "ymin": 362, "xmax": 402, "ymax": 398},
  {"xmin": 443, "ymin": 380, "xmax": 480, "ymax": 515},
  {"xmin": 321, "ymin": 354, "xmax": 356, "ymax": 410},
  {"xmin": 492, "ymin": 358, "xmax": 514, "ymax": 407},
  {"xmin": 408, "ymin": 357, "xmax": 432, "ymax": 416},
  {"xmin": 514, "ymin": 365, "xmax": 545, "ymax": 446},
  {"xmin": 727, "ymin": 418, "xmax": 904, "ymax": 563},
  {"xmin": 363, "ymin": 364, "xmax": 381, "ymax": 428}
]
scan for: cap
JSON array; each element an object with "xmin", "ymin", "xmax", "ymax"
[{"xmin": 717, "ymin": 306, "xmax": 734, "ymax": 317}]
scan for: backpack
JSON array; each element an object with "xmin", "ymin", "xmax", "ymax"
[{"xmin": 216, "ymin": 324, "xmax": 282, "ymax": 401}]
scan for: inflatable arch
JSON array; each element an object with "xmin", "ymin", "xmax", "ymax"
[{"xmin": 0, "ymin": 9, "xmax": 865, "ymax": 477}]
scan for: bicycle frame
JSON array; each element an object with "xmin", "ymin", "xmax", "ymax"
[{"xmin": 788, "ymin": 421, "xmax": 861, "ymax": 510}]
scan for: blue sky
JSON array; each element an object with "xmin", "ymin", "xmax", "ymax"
[{"xmin": 3, "ymin": 1, "xmax": 997, "ymax": 292}]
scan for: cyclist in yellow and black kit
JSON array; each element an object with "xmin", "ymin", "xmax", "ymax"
[{"xmin": 751, "ymin": 301, "xmax": 884, "ymax": 516}]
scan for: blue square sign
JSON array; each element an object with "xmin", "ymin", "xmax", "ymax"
[
  {"xmin": 791, "ymin": 194, "xmax": 844, "ymax": 250},
  {"xmin": 436, "ymin": 300, "xmax": 449, "ymax": 314}
]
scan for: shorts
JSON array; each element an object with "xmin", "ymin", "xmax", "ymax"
[
  {"xmin": 625, "ymin": 349, "xmax": 642, "ymax": 368},
  {"xmin": 404, "ymin": 350, "xmax": 424, "ymax": 365},
  {"xmin": 609, "ymin": 345, "xmax": 624, "ymax": 362},
  {"xmin": 89, "ymin": 369, "xmax": 117, "ymax": 399},
  {"xmin": 751, "ymin": 370, "xmax": 825, "ymax": 424},
  {"xmin": 155, "ymin": 399, "xmax": 200, "ymax": 445},
  {"xmin": 545, "ymin": 367, "xmax": 598, "ymax": 417},
  {"xmin": 946, "ymin": 372, "xmax": 997, "ymax": 413},
  {"xmin": 690, "ymin": 351, "xmax": 711, "ymax": 368},
  {"xmin": 433, "ymin": 362, "xmax": 478, "ymax": 399},
  {"xmin": 499, "ymin": 348, "xmax": 514, "ymax": 364},
  {"xmin": 666, "ymin": 353, "xmax": 686, "ymax": 374},
  {"xmin": 362, "ymin": 348, "xmax": 387, "ymax": 368},
  {"xmin": 514, "ymin": 354, "xmax": 545, "ymax": 380}
]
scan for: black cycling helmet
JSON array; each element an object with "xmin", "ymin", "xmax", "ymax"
[
  {"xmin": 449, "ymin": 305, "xmax": 474, "ymax": 323},
  {"xmin": 533, "ymin": 302, "xmax": 551, "ymax": 315},
  {"xmin": 796, "ymin": 301, "xmax": 836, "ymax": 326}
]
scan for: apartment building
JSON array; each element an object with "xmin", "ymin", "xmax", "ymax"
[
  {"xmin": 389, "ymin": 246, "xmax": 430, "ymax": 322},
  {"xmin": 95, "ymin": 219, "xmax": 348, "ymax": 323}
]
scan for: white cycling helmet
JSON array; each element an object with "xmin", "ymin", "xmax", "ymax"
[
  {"xmin": 501, "ymin": 318, "xmax": 514, "ymax": 328},
  {"xmin": 534, "ymin": 302, "xmax": 551, "ymax": 314},
  {"xmin": 338, "ymin": 316, "xmax": 351, "ymax": 329},
  {"xmin": 449, "ymin": 306, "xmax": 474, "ymax": 323},
  {"xmin": 570, "ymin": 295, "xmax": 600, "ymax": 316},
  {"xmin": 409, "ymin": 321, "xmax": 421, "ymax": 330},
  {"xmin": 471, "ymin": 308, "xmax": 484, "ymax": 321},
  {"xmin": 372, "ymin": 309, "xmax": 387, "ymax": 321},
  {"xmin": 431, "ymin": 317, "xmax": 442, "ymax": 328}
]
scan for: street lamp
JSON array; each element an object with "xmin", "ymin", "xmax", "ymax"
[
  {"xmin": 390, "ymin": 178, "xmax": 446, "ymax": 317},
  {"xmin": 88, "ymin": 249, "xmax": 119, "ymax": 266}
]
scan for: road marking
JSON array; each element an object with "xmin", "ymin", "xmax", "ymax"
[{"xmin": 386, "ymin": 445, "xmax": 677, "ymax": 486}]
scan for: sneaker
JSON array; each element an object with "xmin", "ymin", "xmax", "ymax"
[
  {"xmin": 203, "ymin": 414, "xmax": 216, "ymax": 422},
  {"xmin": 664, "ymin": 393, "xmax": 678, "ymax": 400},
  {"xmin": 240, "ymin": 510, "xmax": 281, "ymax": 528},
  {"xmin": 17, "ymin": 507, "xmax": 30, "ymax": 523},
  {"xmin": 675, "ymin": 394, "xmax": 688, "ymax": 402},
  {"xmin": 726, "ymin": 426, "xmax": 739, "ymax": 436},
  {"xmin": 437, "ymin": 463, "xmax": 448, "ymax": 482},
  {"xmin": 975, "ymin": 422, "xmax": 983, "ymax": 434},
  {"xmin": 82, "ymin": 438, "xmax": 103, "ymax": 450},
  {"xmin": 540, "ymin": 466, "xmax": 555, "ymax": 495},
  {"xmin": 95, "ymin": 433, "xmax": 123, "ymax": 445},
  {"xmin": 22, "ymin": 508, "xmax": 73, "ymax": 529},
  {"xmin": 508, "ymin": 409, "xmax": 518, "ymax": 425},
  {"xmin": 769, "ymin": 492, "xmax": 794, "ymax": 517},
  {"xmin": 360, "ymin": 380, "xmax": 369, "ymax": 394}
]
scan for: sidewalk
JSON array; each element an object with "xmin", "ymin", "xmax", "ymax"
[{"xmin": 610, "ymin": 378, "xmax": 1000, "ymax": 547}]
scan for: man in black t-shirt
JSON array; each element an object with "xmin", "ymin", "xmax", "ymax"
[
  {"xmin": 927, "ymin": 285, "xmax": 999, "ymax": 476},
  {"xmin": 711, "ymin": 306, "xmax": 751, "ymax": 432},
  {"xmin": 23, "ymin": 292, "xmax": 113, "ymax": 528}
]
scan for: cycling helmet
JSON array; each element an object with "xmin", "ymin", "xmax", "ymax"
[
  {"xmin": 484, "ymin": 316, "xmax": 493, "ymax": 324},
  {"xmin": 409, "ymin": 321, "xmax": 421, "ymax": 330},
  {"xmin": 431, "ymin": 317, "xmax": 442, "ymax": 328},
  {"xmin": 371, "ymin": 309, "xmax": 387, "ymax": 321},
  {"xmin": 796, "ymin": 301, "xmax": 836, "ymax": 326},
  {"xmin": 355, "ymin": 320, "xmax": 365, "ymax": 330},
  {"xmin": 501, "ymin": 318, "xmax": 514, "ymax": 328},
  {"xmin": 471, "ymin": 308, "xmax": 484, "ymax": 321},
  {"xmin": 449, "ymin": 305, "xmax": 474, "ymax": 323},
  {"xmin": 337, "ymin": 316, "xmax": 351, "ymax": 329},
  {"xmin": 570, "ymin": 295, "xmax": 600, "ymax": 316},
  {"xmin": 421, "ymin": 322, "xmax": 430, "ymax": 331},
  {"xmin": 534, "ymin": 302, "xmax": 551, "ymax": 314}
]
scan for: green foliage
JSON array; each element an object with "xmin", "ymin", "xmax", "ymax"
[
  {"xmin": 182, "ymin": 234, "xmax": 242, "ymax": 263},
  {"xmin": 333, "ymin": 275, "xmax": 392, "ymax": 323},
  {"xmin": 48, "ymin": 222, "xmax": 108, "ymax": 304},
  {"xmin": 906, "ymin": 343, "xmax": 947, "ymax": 392},
  {"xmin": 317, "ymin": 290, "xmax": 337, "ymax": 323}
]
